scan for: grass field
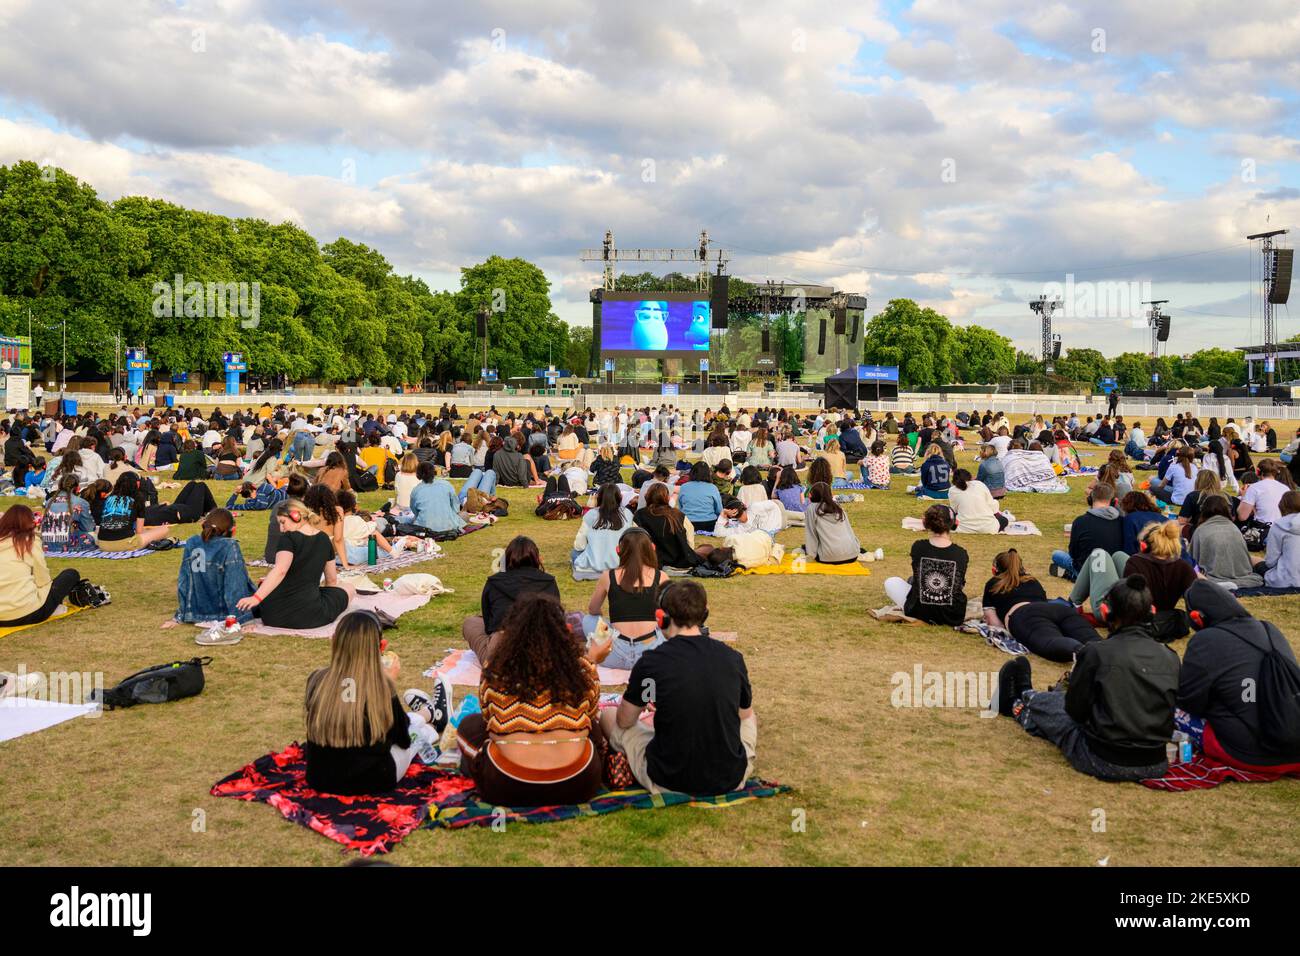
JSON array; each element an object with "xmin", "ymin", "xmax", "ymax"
[{"xmin": 2, "ymin": 434, "xmax": 1299, "ymax": 867}]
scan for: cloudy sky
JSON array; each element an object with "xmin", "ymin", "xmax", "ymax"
[{"xmin": 1, "ymin": 0, "xmax": 1297, "ymax": 354}]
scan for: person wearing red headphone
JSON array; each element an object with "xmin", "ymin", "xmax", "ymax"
[
  {"xmin": 995, "ymin": 575, "xmax": 1181, "ymax": 781},
  {"xmin": 600, "ymin": 580, "xmax": 756, "ymax": 795},
  {"xmin": 1177, "ymin": 580, "xmax": 1300, "ymax": 771}
]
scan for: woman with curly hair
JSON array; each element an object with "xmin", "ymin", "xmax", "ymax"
[{"xmin": 456, "ymin": 592, "xmax": 611, "ymax": 806}]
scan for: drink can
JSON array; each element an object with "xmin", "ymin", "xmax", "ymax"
[{"xmin": 383, "ymin": 578, "xmax": 393, "ymax": 591}]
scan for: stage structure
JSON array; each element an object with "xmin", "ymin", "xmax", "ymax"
[
  {"xmin": 582, "ymin": 231, "xmax": 864, "ymax": 388},
  {"xmin": 1144, "ymin": 299, "xmax": 1171, "ymax": 357},
  {"xmin": 1029, "ymin": 295, "xmax": 1062, "ymax": 373},
  {"xmin": 1247, "ymin": 228, "xmax": 1292, "ymax": 386}
]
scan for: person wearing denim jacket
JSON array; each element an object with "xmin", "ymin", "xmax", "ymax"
[{"xmin": 173, "ymin": 512, "xmax": 257, "ymax": 624}]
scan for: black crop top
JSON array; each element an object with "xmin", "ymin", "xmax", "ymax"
[{"xmin": 607, "ymin": 568, "xmax": 662, "ymax": 624}]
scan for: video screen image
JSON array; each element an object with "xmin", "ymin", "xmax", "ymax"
[{"xmin": 600, "ymin": 299, "xmax": 711, "ymax": 353}]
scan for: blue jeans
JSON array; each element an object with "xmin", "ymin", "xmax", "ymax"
[
  {"xmin": 1050, "ymin": 549, "xmax": 1077, "ymax": 580},
  {"xmin": 1088, "ymin": 437, "xmax": 1107, "ymax": 446},
  {"xmin": 582, "ymin": 614, "xmax": 665, "ymax": 670},
  {"xmin": 457, "ymin": 468, "xmax": 497, "ymax": 504},
  {"xmin": 1124, "ymin": 440, "xmax": 1144, "ymax": 461},
  {"xmin": 287, "ymin": 431, "xmax": 315, "ymax": 462},
  {"xmin": 1150, "ymin": 482, "xmax": 1174, "ymax": 504}
]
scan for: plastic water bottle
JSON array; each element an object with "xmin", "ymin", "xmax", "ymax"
[{"xmin": 413, "ymin": 724, "xmax": 441, "ymax": 764}]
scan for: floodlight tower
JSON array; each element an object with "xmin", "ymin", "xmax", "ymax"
[{"xmin": 1029, "ymin": 295, "xmax": 1062, "ymax": 373}]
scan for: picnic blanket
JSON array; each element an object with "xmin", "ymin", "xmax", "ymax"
[
  {"xmin": 214, "ymin": 743, "xmax": 791, "ymax": 853},
  {"xmin": 0, "ymin": 696, "xmax": 100, "ymax": 743},
  {"xmin": 1230, "ymin": 585, "xmax": 1300, "ymax": 598},
  {"xmin": 425, "ymin": 648, "xmax": 633, "ymax": 686},
  {"xmin": 1002, "ymin": 450, "xmax": 1069, "ymax": 494},
  {"xmin": 42, "ymin": 547, "xmax": 156, "ymax": 560},
  {"xmin": 738, "ymin": 554, "xmax": 872, "ymax": 576},
  {"xmin": 831, "ymin": 480, "xmax": 872, "ymax": 490},
  {"xmin": 247, "ymin": 547, "xmax": 444, "ymax": 571},
  {"xmin": 195, "ymin": 591, "xmax": 432, "ymax": 639},
  {"xmin": 901, "ymin": 516, "xmax": 1041, "ymax": 536},
  {"xmin": 0, "ymin": 604, "xmax": 88, "ymax": 641},
  {"xmin": 427, "ymin": 778, "xmax": 792, "ymax": 830},
  {"xmin": 1140, "ymin": 755, "xmax": 1300, "ymax": 791}
]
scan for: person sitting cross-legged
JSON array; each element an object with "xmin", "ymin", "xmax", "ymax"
[
  {"xmin": 457, "ymin": 592, "xmax": 609, "ymax": 806},
  {"xmin": 601, "ymin": 580, "xmax": 757, "ymax": 795},
  {"xmin": 994, "ymin": 575, "xmax": 1180, "ymax": 781},
  {"xmin": 1178, "ymin": 580, "xmax": 1300, "ymax": 770},
  {"xmin": 304, "ymin": 610, "xmax": 450, "ymax": 795}
]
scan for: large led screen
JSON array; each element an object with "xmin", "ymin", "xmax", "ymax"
[{"xmin": 599, "ymin": 296, "xmax": 712, "ymax": 357}]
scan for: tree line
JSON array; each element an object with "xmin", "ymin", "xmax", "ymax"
[
  {"xmin": 0, "ymin": 161, "xmax": 580, "ymax": 386},
  {"xmin": 861, "ymin": 298, "xmax": 1250, "ymax": 391}
]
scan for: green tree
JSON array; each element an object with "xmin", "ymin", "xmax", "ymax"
[
  {"xmin": 1053, "ymin": 347, "xmax": 1112, "ymax": 388},
  {"xmin": 860, "ymin": 299, "xmax": 955, "ymax": 387},
  {"xmin": 455, "ymin": 256, "xmax": 568, "ymax": 380},
  {"xmin": 563, "ymin": 324, "xmax": 593, "ymax": 377},
  {"xmin": 1179, "ymin": 347, "xmax": 1246, "ymax": 388},
  {"xmin": 951, "ymin": 324, "xmax": 1015, "ymax": 383}
]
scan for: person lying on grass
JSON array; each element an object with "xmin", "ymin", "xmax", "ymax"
[
  {"xmin": 995, "ymin": 575, "xmax": 1180, "ymax": 782},
  {"xmin": 305, "ymin": 610, "xmax": 450, "ymax": 796},
  {"xmin": 237, "ymin": 499, "xmax": 356, "ymax": 629},
  {"xmin": 602, "ymin": 580, "xmax": 757, "ymax": 796},
  {"xmin": 981, "ymin": 549, "xmax": 1100, "ymax": 662}
]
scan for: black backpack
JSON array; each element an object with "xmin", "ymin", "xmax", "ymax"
[
  {"xmin": 90, "ymin": 657, "xmax": 212, "ymax": 710},
  {"xmin": 1232, "ymin": 622, "xmax": 1300, "ymax": 754}
]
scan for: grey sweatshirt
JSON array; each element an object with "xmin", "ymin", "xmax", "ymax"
[
  {"xmin": 1262, "ymin": 512, "xmax": 1300, "ymax": 588},
  {"xmin": 1191, "ymin": 515, "xmax": 1263, "ymax": 589},
  {"xmin": 804, "ymin": 507, "xmax": 862, "ymax": 563}
]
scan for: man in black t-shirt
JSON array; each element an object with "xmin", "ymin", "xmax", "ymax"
[{"xmin": 602, "ymin": 581, "xmax": 756, "ymax": 795}]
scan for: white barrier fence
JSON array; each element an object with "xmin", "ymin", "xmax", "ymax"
[{"xmin": 40, "ymin": 390, "xmax": 1300, "ymax": 423}]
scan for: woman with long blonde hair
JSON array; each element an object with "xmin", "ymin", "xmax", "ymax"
[{"xmin": 304, "ymin": 611, "xmax": 450, "ymax": 794}]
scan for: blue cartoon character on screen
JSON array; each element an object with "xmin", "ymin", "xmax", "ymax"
[
  {"xmin": 686, "ymin": 301, "xmax": 711, "ymax": 349},
  {"xmin": 632, "ymin": 300, "xmax": 669, "ymax": 350}
]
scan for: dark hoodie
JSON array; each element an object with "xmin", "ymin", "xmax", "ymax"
[
  {"xmin": 1067, "ymin": 505, "xmax": 1124, "ymax": 571},
  {"xmin": 1179, "ymin": 580, "xmax": 1300, "ymax": 766},
  {"xmin": 1065, "ymin": 621, "xmax": 1180, "ymax": 766}
]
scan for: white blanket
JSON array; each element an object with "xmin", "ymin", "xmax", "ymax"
[
  {"xmin": 1002, "ymin": 450, "xmax": 1068, "ymax": 494},
  {"xmin": 0, "ymin": 698, "xmax": 99, "ymax": 743}
]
